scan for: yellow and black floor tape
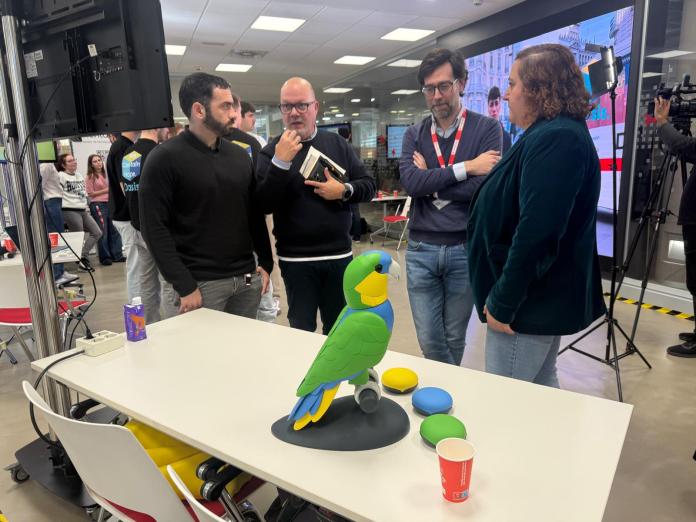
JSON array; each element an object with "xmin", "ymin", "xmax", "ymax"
[{"xmin": 605, "ymin": 293, "xmax": 695, "ymax": 321}]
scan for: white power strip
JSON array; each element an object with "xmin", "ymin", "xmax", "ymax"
[{"xmin": 76, "ymin": 330, "xmax": 125, "ymax": 357}]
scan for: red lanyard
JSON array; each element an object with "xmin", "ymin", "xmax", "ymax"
[{"xmin": 430, "ymin": 110, "xmax": 467, "ymax": 168}]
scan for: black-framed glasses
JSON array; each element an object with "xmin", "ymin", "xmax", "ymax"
[
  {"xmin": 421, "ymin": 79, "xmax": 459, "ymax": 96},
  {"xmin": 278, "ymin": 101, "xmax": 316, "ymax": 114}
]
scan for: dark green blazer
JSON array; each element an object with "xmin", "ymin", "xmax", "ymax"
[{"xmin": 467, "ymin": 116, "xmax": 606, "ymax": 335}]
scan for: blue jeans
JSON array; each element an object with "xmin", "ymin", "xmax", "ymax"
[
  {"xmin": 485, "ymin": 329, "xmax": 561, "ymax": 388},
  {"xmin": 89, "ymin": 202, "xmax": 123, "ymax": 262},
  {"xmin": 44, "ymin": 197, "xmax": 64, "ymax": 279},
  {"xmin": 406, "ymin": 240, "xmax": 474, "ymax": 366}
]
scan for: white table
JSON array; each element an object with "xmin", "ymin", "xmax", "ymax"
[
  {"xmin": 0, "ymin": 232, "xmax": 84, "ymax": 309},
  {"xmin": 32, "ymin": 309, "xmax": 633, "ymax": 522},
  {"xmin": 1, "ymin": 231, "xmax": 83, "ymax": 267}
]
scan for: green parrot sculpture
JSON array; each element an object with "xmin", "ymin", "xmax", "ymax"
[{"xmin": 288, "ymin": 251, "xmax": 400, "ymax": 430}]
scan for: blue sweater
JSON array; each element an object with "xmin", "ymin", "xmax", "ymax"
[{"xmin": 399, "ymin": 111, "xmax": 502, "ymax": 245}]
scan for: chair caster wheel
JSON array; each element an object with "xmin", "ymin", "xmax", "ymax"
[{"xmin": 6, "ymin": 462, "xmax": 29, "ymax": 483}]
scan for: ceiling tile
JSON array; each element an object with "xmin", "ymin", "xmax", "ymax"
[
  {"xmin": 358, "ymin": 12, "xmax": 418, "ymax": 28},
  {"xmin": 261, "ymin": 1, "xmax": 326, "ymax": 19}
]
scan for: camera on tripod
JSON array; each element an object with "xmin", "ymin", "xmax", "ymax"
[{"xmin": 648, "ymin": 74, "xmax": 696, "ymax": 126}]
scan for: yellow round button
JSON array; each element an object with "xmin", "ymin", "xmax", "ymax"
[{"xmin": 382, "ymin": 367, "xmax": 418, "ymax": 394}]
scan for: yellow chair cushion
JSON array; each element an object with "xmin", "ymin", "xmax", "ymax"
[
  {"xmin": 382, "ymin": 367, "xmax": 418, "ymax": 394},
  {"xmin": 125, "ymin": 420, "xmax": 250, "ymax": 500}
]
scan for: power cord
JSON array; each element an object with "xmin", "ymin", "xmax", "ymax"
[{"xmin": 29, "ymin": 349, "xmax": 85, "ymax": 447}]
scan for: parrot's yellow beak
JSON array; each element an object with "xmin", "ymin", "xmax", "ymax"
[{"xmin": 355, "ymin": 271, "xmax": 388, "ymax": 307}]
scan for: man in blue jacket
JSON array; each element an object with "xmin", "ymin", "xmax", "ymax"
[{"xmin": 400, "ymin": 48, "xmax": 502, "ymax": 366}]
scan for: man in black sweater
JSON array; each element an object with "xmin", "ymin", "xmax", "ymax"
[
  {"xmin": 139, "ymin": 73, "xmax": 273, "ymax": 319},
  {"xmin": 107, "ymin": 131, "xmax": 138, "ymax": 299},
  {"xmin": 256, "ymin": 77, "xmax": 376, "ymax": 334},
  {"xmin": 121, "ymin": 128, "xmax": 162, "ymax": 323}
]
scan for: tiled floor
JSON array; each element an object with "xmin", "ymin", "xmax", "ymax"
[{"xmin": 1, "ymin": 240, "xmax": 695, "ymax": 521}]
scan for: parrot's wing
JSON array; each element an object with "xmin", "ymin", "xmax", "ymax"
[{"xmin": 296, "ymin": 311, "xmax": 391, "ymax": 398}]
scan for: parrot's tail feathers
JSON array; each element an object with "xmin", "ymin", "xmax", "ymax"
[
  {"xmin": 289, "ymin": 391, "xmax": 319, "ymax": 421},
  {"xmin": 311, "ymin": 384, "xmax": 339, "ymax": 422},
  {"xmin": 293, "ymin": 413, "xmax": 312, "ymax": 431},
  {"xmin": 292, "ymin": 384, "xmax": 340, "ymax": 431}
]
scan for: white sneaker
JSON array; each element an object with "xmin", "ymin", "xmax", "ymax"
[{"xmin": 55, "ymin": 272, "xmax": 79, "ymax": 286}]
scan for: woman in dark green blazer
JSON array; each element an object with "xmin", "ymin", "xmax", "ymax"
[{"xmin": 467, "ymin": 44, "xmax": 606, "ymax": 387}]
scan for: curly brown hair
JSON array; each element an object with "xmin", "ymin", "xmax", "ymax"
[{"xmin": 516, "ymin": 44, "xmax": 592, "ymax": 121}]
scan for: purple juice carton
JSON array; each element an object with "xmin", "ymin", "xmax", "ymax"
[{"xmin": 124, "ymin": 297, "xmax": 147, "ymax": 341}]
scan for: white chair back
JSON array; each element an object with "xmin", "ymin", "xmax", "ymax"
[
  {"xmin": 0, "ymin": 263, "xmax": 30, "ymax": 308},
  {"xmin": 401, "ymin": 196, "xmax": 412, "ymax": 217},
  {"xmin": 167, "ymin": 465, "xmax": 225, "ymax": 522},
  {"xmin": 22, "ymin": 381, "xmax": 193, "ymax": 522}
]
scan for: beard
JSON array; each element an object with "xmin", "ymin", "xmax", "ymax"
[
  {"xmin": 430, "ymin": 101, "xmax": 454, "ymax": 120},
  {"xmin": 203, "ymin": 111, "xmax": 234, "ymax": 137}
]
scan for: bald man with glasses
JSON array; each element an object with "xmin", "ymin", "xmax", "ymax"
[
  {"xmin": 255, "ymin": 77, "xmax": 376, "ymax": 334},
  {"xmin": 399, "ymin": 48, "xmax": 502, "ymax": 367}
]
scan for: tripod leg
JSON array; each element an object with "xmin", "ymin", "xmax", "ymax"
[
  {"xmin": 614, "ymin": 320, "xmax": 652, "ymax": 369},
  {"xmin": 628, "ymin": 154, "xmax": 679, "ymax": 347},
  {"xmin": 609, "ymin": 323, "xmax": 623, "ymax": 402}
]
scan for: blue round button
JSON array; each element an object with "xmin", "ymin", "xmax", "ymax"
[{"xmin": 412, "ymin": 387, "xmax": 453, "ymax": 416}]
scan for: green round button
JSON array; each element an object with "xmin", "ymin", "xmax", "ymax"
[
  {"xmin": 382, "ymin": 367, "xmax": 418, "ymax": 394},
  {"xmin": 419, "ymin": 414, "xmax": 467, "ymax": 447}
]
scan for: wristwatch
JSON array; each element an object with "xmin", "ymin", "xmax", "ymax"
[{"xmin": 342, "ymin": 183, "xmax": 354, "ymax": 201}]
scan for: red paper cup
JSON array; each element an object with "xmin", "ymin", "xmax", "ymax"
[
  {"xmin": 3, "ymin": 238, "xmax": 16, "ymax": 253},
  {"xmin": 436, "ymin": 438, "xmax": 474, "ymax": 503},
  {"xmin": 393, "ymin": 190, "xmax": 399, "ymax": 197},
  {"xmin": 377, "ymin": 191, "xmax": 383, "ymax": 199},
  {"xmin": 49, "ymin": 233, "xmax": 59, "ymax": 247}
]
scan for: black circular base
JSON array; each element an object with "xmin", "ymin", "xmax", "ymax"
[{"xmin": 272, "ymin": 396, "xmax": 410, "ymax": 451}]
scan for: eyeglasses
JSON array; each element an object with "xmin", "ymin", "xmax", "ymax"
[
  {"xmin": 278, "ymin": 101, "xmax": 316, "ymax": 114},
  {"xmin": 421, "ymin": 79, "xmax": 459, "ymax": 96}
]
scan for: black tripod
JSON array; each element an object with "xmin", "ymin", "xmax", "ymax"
[
  {"xmin": 559, "ymin": 83, "xmax": 651, "ymax": 402},
  {"xmin": 618, "ymin": 142, "xmax": 690, "ymax": 347}
]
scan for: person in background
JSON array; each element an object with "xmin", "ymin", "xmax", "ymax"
[
  {"xmin": 140, "ymin": 72, "xmax": 273, "ymax": 319},
  {"xmin": 256, "ymin": 77, "xmax": 375, "ymax": 334},
  {"xmin": 56, "ymin": 153, "xmax": 102, "ymax": 271},
  {"xmin": 85, "ymin": 154, "xmax": 125, "ymax": 266},
  {"xmin": 654, "ymin": 97, "xmax": 696, "ymax": 357},
  {"xmin": 337, "ymin": 126, "xmax": 363, "ymax": 243},
  {"xmin": 487, "ymin": 86, "xmax": 513, "ymax": 153},
  {"xmin": 468, "ymin": 43, "xmax": 606, "ymax": 387},
  {"xmin": 400, "ymin": 48, "xmax": 502, "ymax": 366},
  {"xmin": 238, "ymin": 100, "xmax": 267, "ymax": 147},
  {"xmin": 121, "ymin": 129, "xmax": 165, "ymax": 323},
  {"xmin": 107, "ymin": 130, "xmax": 140, "ymax": 300},
  {"xmin": 40, "ymin": 161, "xmax": 78, "ymax": 285}
]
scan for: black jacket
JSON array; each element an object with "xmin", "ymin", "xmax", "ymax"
[{"xmin": 658, "ymin": 123, "xmax": 696, "ymax": 225}]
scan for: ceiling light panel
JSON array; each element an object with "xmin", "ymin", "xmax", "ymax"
[
  {"xmin": 251, "ymin": 15, "xmax": 306, "ymax": 32},
  {"xmin": 215, "ymin": 63, "xmax": 253, "ymax": 72},
  {"xmin": 391, "ymin": 89, "xmax": 419, "ymax": 95},
  {"xmin": 388, "ymin": 59, "xmax": 422, "ymax": 68},
  {"xmin": 381, "ymin": 28, "xmax": 435, "ymax": 42},
  {"xmin": 646, "ymin": 50, "xmax": 694, "ymax": 59},
  {"xmin": 323, "ymin": 87, "xmax": 353, "ymax": 93},
  {"xmin": 165, "ymin": 45, "xmax": 187, "ymax": 55},
  {"xmin": 334, "ymin": 55, "xmax": 376, "ymax": 65}
]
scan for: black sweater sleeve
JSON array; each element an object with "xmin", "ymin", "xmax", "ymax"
[
  {"xmin": 249, "ymin": 176, "xmax": 273, "ymax": 274},
  {"xmin": 139, "ymin": 148, "xmax": 198, "ymax": 297},
  {"xmin": 255, "ymin": 140, "xmax": 294, "ymax": 214},
  {"xmin": 659, "ymin": 123, "xmax": 696, "ymax": 163}
]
